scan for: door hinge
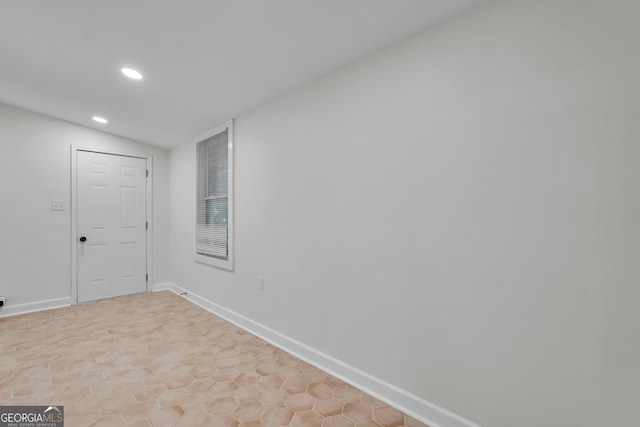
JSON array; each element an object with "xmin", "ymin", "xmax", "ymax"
[
  {"xmin": 146, "ymin": 273, "xmax": 148, "ymax": 282},
  {"xmin": 146, "ymin": 169, "xmax": 149, "ymax": 177},
  {"xmin": 146, "ymin": 221, "xmax": 148, "ymax": 230}
]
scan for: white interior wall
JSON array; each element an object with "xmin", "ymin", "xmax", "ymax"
[
  {"xmin": 168, "ymin": 0, "xmax": 640, "ymax": 426},
  {"xmin": 0, "ymin": 103, "xmax": 170, "ymax": 308},
  {"xmin": 1, "ymin": 0, "xmax": 636, "ymax": 425}
]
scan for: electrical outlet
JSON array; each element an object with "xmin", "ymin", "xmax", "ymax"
[{"xmin": 258, "ymin": 276, "xmax": 265, "ymax": 291}]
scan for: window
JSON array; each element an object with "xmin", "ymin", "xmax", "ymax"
[{"xmin": 195, "ymin": 120, "xmax": 233, "ymax": 270}]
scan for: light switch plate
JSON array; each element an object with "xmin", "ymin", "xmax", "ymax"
[{"xmin": 51, "ymin": 200, "xmax": 65, "ymax": 211}]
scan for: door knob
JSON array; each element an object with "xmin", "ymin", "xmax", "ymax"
[{"xmin": 79, "ymin": 236, "xmax": 87, "ymax": 242}]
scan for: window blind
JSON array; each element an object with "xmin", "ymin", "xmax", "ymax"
[{"xmin": 196, "ymin": 130, "xmax": 229, "ymax": 259}]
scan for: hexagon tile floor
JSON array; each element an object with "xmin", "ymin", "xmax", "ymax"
[{"xmin": 0, "ymin": 291, "xmax": 429, "ymax": 427}]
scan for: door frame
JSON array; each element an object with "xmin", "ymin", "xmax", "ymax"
[{"xmin": 70, "ymin": 146, "xmax": 154, "ymax": 304}]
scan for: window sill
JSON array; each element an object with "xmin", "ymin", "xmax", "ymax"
[{"xmin": 195, "ymin": 253, "xmax": 234, "ymax": 271}]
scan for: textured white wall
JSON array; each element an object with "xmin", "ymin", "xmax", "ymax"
[
  {"xmin": 0, "ymin": 103, "xmax": 170, "ymax": 307},
  {"xmin": 169, "ymin": 0, "xmax": 640, "ymax": 425}
]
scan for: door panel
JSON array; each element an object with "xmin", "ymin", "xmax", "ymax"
[{"xmin": 77, "ymin": 151, "xmax": 147, "ymax": 303}]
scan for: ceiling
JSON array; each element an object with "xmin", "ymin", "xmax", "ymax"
[{"xmin": 0, "ymin": 0, "xmax": 481, "ymax": 149}]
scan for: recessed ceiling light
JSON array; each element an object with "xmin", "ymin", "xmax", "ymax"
[
  {"xmin": 121, "ymin": 67, "xmax": 143, "ymax": 80},
  {"xmin": 92, "ymin": 116, "xmax": 108, "ymax": 124}
]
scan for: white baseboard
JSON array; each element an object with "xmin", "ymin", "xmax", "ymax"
[
  {"xmin": 0, "ymin": 297, "xmax": 71, "ymax": 318},
  {"xmin": 153, "ymin": 282, "xmax": 481, "ymax": 427}
]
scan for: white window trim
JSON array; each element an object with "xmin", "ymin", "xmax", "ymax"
[{"xmin": 194, "ymin": 120, "xmax": 234, "ymax": 271}]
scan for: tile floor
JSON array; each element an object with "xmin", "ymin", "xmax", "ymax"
[{"xmin": 0, "ymin": 291, "xmax": 429, "ymax": 427}]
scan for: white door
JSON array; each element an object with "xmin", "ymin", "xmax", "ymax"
[{"xmin": 77, "ymin": 150, "xmax": 147, "ymax": 303}]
